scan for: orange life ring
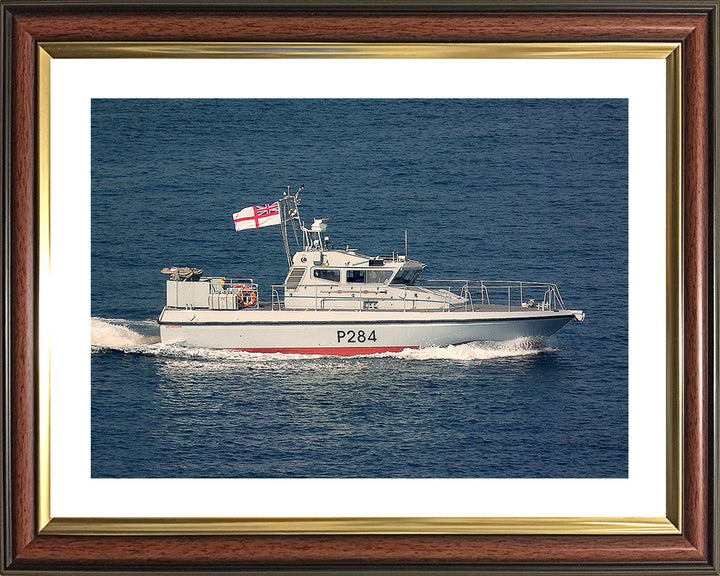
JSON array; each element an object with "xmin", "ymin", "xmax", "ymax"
[{"xmin": 237, "ymin": 284, "xmax": 257, "ymax": 307}]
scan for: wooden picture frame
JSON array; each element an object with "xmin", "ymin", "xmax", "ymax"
[{"xmin": 2, "ymin": 1, "xmax": 717, "ymax": 573}]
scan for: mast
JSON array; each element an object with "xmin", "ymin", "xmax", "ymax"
[
  {"xmin": 278, "ymin": 185, "xmax": 330, "ymax": 267},
  {"xmin": 278, "ymin": 185, "xmax": 304, "ymax": 267}
]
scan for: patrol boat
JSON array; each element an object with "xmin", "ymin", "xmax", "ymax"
[{"xmin": 159, "ymin": 186, "xmax": 584, "ymax": 355}]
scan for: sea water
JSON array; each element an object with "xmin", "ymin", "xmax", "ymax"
[{"xmin": 91, "ymin": 99, "xmax": 627, "ymax": 478}]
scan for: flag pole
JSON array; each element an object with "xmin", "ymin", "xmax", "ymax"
[
  {"xmin": 279, "ymin": 187, "xmax": 292, "ymax": 267},
  {"xmin": 278, "ymin": 185, "xmax": 304, "ymax": 268}
]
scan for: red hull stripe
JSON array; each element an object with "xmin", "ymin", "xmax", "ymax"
[{"xmin": 230, "ymin": 346, "xmax": 415, "ymax": 356}]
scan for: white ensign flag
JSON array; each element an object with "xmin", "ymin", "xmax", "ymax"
[{"xmin": 233, "ymin": 201, "xmax": 281, "ymax": 231}]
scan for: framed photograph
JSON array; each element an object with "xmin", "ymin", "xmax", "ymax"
[{"xmin": 2, "ymin": 1, "xmax": 717, "ymax": 574}]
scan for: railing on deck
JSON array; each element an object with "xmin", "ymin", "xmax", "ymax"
[
  {"xmin": 272, "ymin": 283, "xmax": 424, "ymax": 311},
  {"xmin": 271, "ymin": 286, "xmax": 283, "ymax": 310},
  {"xmin": 207, "ymin": 277, "xmax": 260, "ymax": 309},
  {"xmin": 269, "ymin": 280, "xmax": 568, "ymax": 313},
  {"xmin": 423, "ymin": 279, "xmax": 567, "ymax": 312}
]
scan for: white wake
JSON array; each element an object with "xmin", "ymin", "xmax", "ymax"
[
  {"xmin": 390, "ymin": 339, "xmax": 552, "ymax": 361},
  {"xmin": 91, "ymin": 317, "xmax": 160, "ymax": 350}
]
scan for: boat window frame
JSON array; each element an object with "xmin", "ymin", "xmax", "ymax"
[
  {"xmin": 346, "ymin": 270, "xmax": 366, "ymax": 284},
  {"xmin": 364, "ymin": 269, "xmax": 394, "ymax": 284},
  {"xmin": 390, "ymin": 267, "xmax": 422, "ymax": 285},
  {"xmin": 312, "ymin": 268, "xmax": 341, "ymax": 283}
]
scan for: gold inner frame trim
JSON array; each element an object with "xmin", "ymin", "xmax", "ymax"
[
  {"xmin": 37, "ymin": 46, "xmax": 52, "ymax": 537},
  {"xmin": 36, "ymin": 42, "xmax": 682, "ymax": 536},
  {"xmin": 664, "ymin": 45, "xmax": 683, "ymax": 532},
  {"xmin": 42, "ymin": 516, "xmax": 677, "ymax": 536},
  {"xmin": 40, "ymin": 41, "xmax": 679, "ymax": 59}
]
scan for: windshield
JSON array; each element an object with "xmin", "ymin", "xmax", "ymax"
[{"xmin": 390, "ymin": 268, "xmax": 422, "ymax": 285}]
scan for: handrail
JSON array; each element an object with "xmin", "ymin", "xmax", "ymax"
[
  {"xmin": 271, "ymin": 286, "xmax": 283, "ymax": 310},
  {"xmin": 422, "ymin": 279, "xmax": 568, "ymax": 312},
  {"xmin": 271, "ymin": 279, "xmax": 569, "ymax": 313},
  {"xmin": 208, "ymin": 278, "xmax": 260, "ymax": 309},
  {"xmin": 207, "ymin": 277, "xmax": 256, "ymax": 292}
]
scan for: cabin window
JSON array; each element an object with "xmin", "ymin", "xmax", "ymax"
[
  {"xmin": 365, "ymin": 269, "xmax": 393, "ymax": 284},
  {"xmin": 346, "ymin": 270, "xmax": 366, "ymax": 283},
  {"xmin": 390, "ymin": 268, "xmax": 421, "ymax": 285},
  {"xmin": 313, "ymin": 268, "xmax": 340, "ymax": 282}
]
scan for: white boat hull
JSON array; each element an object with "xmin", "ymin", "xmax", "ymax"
[{"xmin": 158, "ymin": 307, "xmax": 580, "ymax": 355}]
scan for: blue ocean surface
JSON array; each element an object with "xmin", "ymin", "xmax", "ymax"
[{"xmin": 91, "ymin": 99, "xmax": 628, "ymax": 478}]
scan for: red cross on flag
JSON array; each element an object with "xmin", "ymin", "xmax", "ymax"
[{"xmin": 233, "ymin": 201, "xmax": 281, "ymax": 231}]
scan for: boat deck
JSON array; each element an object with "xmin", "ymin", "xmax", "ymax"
[{"xmin": 255, "ymin": 302, "xmax": 556, "ymax": 313}]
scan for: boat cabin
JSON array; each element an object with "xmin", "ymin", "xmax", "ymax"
[{"xmin": 281, "ymin": 248, "xmax": 465, "ymax": 311}]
